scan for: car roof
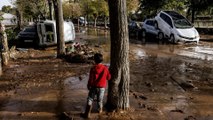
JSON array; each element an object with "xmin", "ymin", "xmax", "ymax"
[
  {"xmin": 161, "ymin": 11, "xmax": 185, "ymax": 20},
  {"xmin": 145, "ymin": 19, "xmax": 155, "ymax": 21}
]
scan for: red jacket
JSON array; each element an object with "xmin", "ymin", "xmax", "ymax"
[{"xmin": 88, "ymin": 64, "xmax": 111, "ymax": 88}]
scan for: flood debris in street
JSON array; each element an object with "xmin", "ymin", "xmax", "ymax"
[
  {"xmin": 184, "ymin": 115, "xmax": 197, "ymax": 120},
  {"xmin": 64, "ymin": 42, "xmax": 96, "ymax": 63},
  {"xmin": 0, "ymin": 26, "xmax": 213, "ymax": 120}
]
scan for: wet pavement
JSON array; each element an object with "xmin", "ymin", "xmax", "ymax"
[{"xmin": 0, "ymin": 27, "xmax": 213, "ymax": 120}]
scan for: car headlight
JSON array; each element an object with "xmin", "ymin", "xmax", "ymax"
[{"xmin": 178, "ymin": 34, "xmax": 184, "ymax": 38}]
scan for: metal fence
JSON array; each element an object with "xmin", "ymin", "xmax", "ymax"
[{"xmin": 194, "ymin": 20, "xmax": 213, "ymax": 28}]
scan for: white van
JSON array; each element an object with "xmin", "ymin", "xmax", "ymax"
[
  {"xmin": 37, "ymin": 20, "xmax": 75, "ymax": 47},
  {"xmin": 155, "ymin": 11, "xmax": 199, "ymax": 44}
]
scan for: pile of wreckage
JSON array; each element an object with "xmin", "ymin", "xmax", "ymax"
[{"xmin": 64, "ymin": 42, "xmax": 96, "ymax": 63}]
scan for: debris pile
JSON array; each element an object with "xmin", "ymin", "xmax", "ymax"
[{"xmin": 64, "ymin": 42, "xmax": 95, "ymax": 63}]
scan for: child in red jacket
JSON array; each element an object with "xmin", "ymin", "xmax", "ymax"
[{"xmin": 82, "ymin": 53, "xmax": 111, "ymax": 118}]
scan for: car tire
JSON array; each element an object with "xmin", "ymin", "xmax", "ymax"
[
  {"xmin": 142, "ymin": 30, "xmax": 146, "ymax": 38},
  {"xmin": 170, "ymin": 34, "xmax": 176, "ymax": 44},
  {"xmin": 158, "ymin": 32, "xmax": 164, "ymax": 40},
  {"xmin": 141, "ymin": 30, "xmax": 146, "ymax": 44}
]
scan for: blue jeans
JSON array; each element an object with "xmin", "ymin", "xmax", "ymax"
[{"xmin": 87, "ymin": 87, "xmax": 105, "ymax": 109}]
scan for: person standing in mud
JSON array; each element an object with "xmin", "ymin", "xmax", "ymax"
[{"xmin": 82, "ymin": 53, "xmax": 111, "ymax": 118}]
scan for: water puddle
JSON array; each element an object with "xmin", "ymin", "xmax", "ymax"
[
  {"xmin": 176, "ymin": 46, "xmax": 213, "ymax": 61},
  {"xmin": 64, "ymin": 74, "xmax": 88, "ymax": 90},
  {"xmin": 132, "ymin": 48, "xmax": 146, "ymax": 59},
  {"xmin": 194, "ymin": 46, "xmax": 213, "ymax": 55}
]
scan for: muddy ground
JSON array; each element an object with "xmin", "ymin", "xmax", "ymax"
[{"xmin": 0, "ymin": 29, "xmax": 213, "ymax": 120}]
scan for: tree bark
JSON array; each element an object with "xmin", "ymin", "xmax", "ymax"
[
  {"xmin": 191, "ymin": 7, "xmax": 195, "ymax": 23},
  {"xmin": 48, "ymin": 0, "xmax": 54, "ymax": 20},
  {"xmin": 0, "ymin": 23, "xmax": 9, "ymax": 66},
  {"xmin": 107, "ymin": 0, "xmax": 130, "ymax": 111},
  {"xmin": 84, "ymin": 15, "xmax": 87, "ymax": 27},
  {"xmin": 0, "ymin": 54, "xmax": 2, "ymax": 75},
  {"xmin": 104, "ymin": 16, "xmax": 108, "ymax": 29},
  {"xmin": 16, "ymin": 10, "xmax": 23, "ymax": 31},
  {"xmin": 94, "ymin": 17, "xmax": 97, "ymax": 28},
  {"xmin": 191, "ymin": 0, "xmax": 195, "ymax": 23},
  {"xmin": 53, "ymin": 0, "xmax": 66, "ymax": 58}
]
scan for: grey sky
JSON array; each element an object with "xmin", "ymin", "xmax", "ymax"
[{"xmin": 0, "ymin": 0, "xmax": 13, "ymax": 10}]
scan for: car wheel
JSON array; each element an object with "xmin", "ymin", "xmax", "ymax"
[
  {"xmin": 158, "ymin": 32, "xmax": 164, "ymax": 40},
  {"xmin": 142, "ymin": 30, "xmax": 146, "ymax": 38},
  {"xmin": 170, "ymin": 34, "xmax": 176, "ymax": 44},
  {"xmin": 141, "ymin": 30, "xmax": 146, "ymax": 43}
]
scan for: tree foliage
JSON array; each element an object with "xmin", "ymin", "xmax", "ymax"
[
  {"xmin": 14, "ymin": 0, "xmax": 48, "ymax": 20},
  {"xmin": 137, "ymin": 0, "xmax": 213, "ymax": 20},
  {"xmin": 138, "ymin": 0, "xmax": 186, "ymax": 19},
  {"xmin": 63, "ymin": 2, "xmax": 82, "ymax": 19},
  {"xmin": 127, "ymin": 0, "xmax": 139, "ymax": 15},
  {"xmin": 0, "ymin": 12, "xmax": 3, "ymax": 21},
  {"xmin": 1, "ymin": 5, "xmax": 13, "ymax": 13},
  {"xmin": 185, "ymin": 0, "xmax": 213, "ymax": 22}
]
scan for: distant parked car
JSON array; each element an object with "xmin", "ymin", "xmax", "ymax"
[
  {"xmin": 142, "ymin": 19, "xmax": 164, "ymax": 41},
  {"xmin": 128, "ymin": 21, "xmax": 143, "ymax": 38},
  {"xmin": 79, "ymin": 17, "xmax": 88, "ymax": 25},
  {"xmin": 129, "ymin": 21, "xmax": 141, "ymax": 30},
  {"xmin": 155, "ymin": 11, "xmax": 200, "ymax": 44}
]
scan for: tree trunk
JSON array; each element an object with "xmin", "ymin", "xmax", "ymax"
[
  {"xmin": 0, "ymin": 23, "xmax": 9, "ymax": 66},
  {"xmin": 94, "ymin": 17, "xmax": 97, "ymax": 28},
  {"xmin": 191, "ymin": 7, "xmax": 195, "ymax": 23},
  {"xmin": 48, "ymin": 0, "xmax": 54, "ymax": 20},
  {"xmin": 53, "ymin": 0, "xmax": 65, "ymax": 58},
  {"xmin": 104, "ymin": 16, "xmax": 108, "ymax": 29},
  {"xmin": 0, "ymin": 53, "xmax": 2, "ymax": 75},
  {"xmin": 107, "ymin": 0, "xmax": 130, "ymax": 111},
  {"xmin": 16, "ymin": 10, "xmax": 23, "ymax": 31},
  {"xmin": 84, "ymin": 15, "xmax": 87, "ymax": 27},
  {"xmin": 77, "ymin": 18, "xmax": 80, "ymax": 31},
  {"xmin": 191, "ymin": 0, "xmax": 195, "ymax": 23}
]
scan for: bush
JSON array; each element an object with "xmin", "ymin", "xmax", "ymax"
[{"xmin": 5, "ymin": 27, "xmax": 19, "ymax": 47}]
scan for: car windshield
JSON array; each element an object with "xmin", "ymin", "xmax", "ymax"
[
  {"xmin": 173, "ymin": 18, "xmax": 192, "ymax": 28},
  {"xmin": 23, "ymin": 27, "xmax": 36, "ymax": 32}
]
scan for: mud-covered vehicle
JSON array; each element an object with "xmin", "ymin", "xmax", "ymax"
[
  {"xmin": 16, "ymin": 20, "xmax": 75, "ymax": 48},
  {"xmin": 142, "ymin": 19, "xmax": 164, "ymax": 41}
]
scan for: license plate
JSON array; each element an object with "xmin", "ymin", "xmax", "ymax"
[{"xmin": 24, "ymin": 40, "xmax": 33, "ymax": 42}]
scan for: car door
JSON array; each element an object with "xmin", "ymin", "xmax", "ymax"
[
  {"xmin": 146, "ymin": 20, "xmax": 155, "ymax": 35},
  {"xmin": 149, "ymin": 20, "xmax": 158, "ymax": 35},
  {"xmin": 43, "ymin": 23, "xmax": 55, "ymax": 45}
]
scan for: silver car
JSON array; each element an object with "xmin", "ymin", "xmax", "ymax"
[
  {"xmin": 142, "ymin": 19, "xmax": 164, "ymax": 40},
  {"xmin": 155, "ymin": 11, "xmax": 199, "ymax": 44}
]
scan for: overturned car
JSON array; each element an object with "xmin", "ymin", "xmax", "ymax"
[
  {"xmin": 16, "ymin": 20, "xmax": 75, "ymax": 47},
  {"xmin": 155, "ymin": 11, "xmax": 200, "ymax": 44}
]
